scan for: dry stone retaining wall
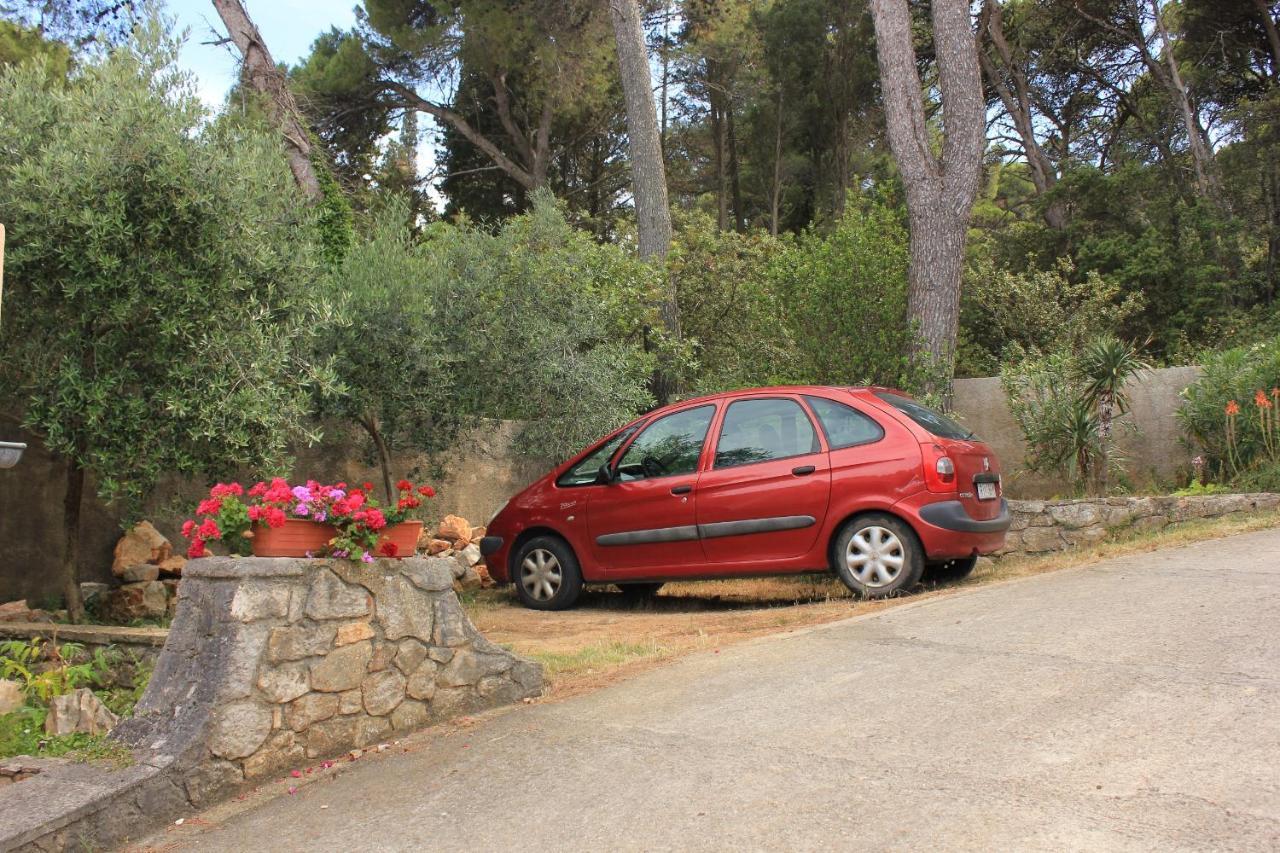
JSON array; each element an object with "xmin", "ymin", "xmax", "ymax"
[{"xmin": 1000, "ymin": 493, "xmax": 1280, "ymax": 555}]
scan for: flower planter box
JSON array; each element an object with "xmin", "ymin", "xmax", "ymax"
[{"xmin": 250, "ymin": 518, "xmax": 422, "ymax": 558}]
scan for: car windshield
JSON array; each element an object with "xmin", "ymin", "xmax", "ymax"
[
  {"xmin": 556, "ymin": 425, "xmax": 638, "ymax": 487},
  {"xmin": 874, "ymin": 392, "xmax": 975, "ymax": 441}
]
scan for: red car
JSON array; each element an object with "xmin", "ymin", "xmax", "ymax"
[{"xmin": 481, "ymin": 386, "xmax": 1010, "ymax": 610}]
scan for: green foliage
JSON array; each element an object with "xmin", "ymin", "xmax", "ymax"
[
  {"xmin": 0, "ymin": 638, "xmax": 110, "ymax": 702},
  {"xmin": 0, "ymin": 20, "xmax": 339, "ymax": 513},
  {"xmin": 0, "ymin": 18, "xmax": 70, "ymax": 74},
  {"xmin": 1178, "ymin": 337, "xmax": 1280, "ymax": 483},
  {"xmin": 423, "ymin": 191, "xmax": 656, "ymax": 461},
  {"xmin": 314, "ymin": 163, "xmax": 355, "ymax": 267},
  {"xmin": 958, "ymin": 256, "xmax": 1144, "ymax": 376}
]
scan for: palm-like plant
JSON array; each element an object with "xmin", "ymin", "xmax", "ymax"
[{"xmin": 1075, "ymin": 336, "xmax": 1151, "ymax": 493}]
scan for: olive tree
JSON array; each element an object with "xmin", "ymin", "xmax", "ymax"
[{"xmin": 0, "ymin": 22, "xmax": 335, "ymax": 619}]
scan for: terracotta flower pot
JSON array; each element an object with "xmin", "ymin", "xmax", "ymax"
[
  {"xmin": 376, "ymin": 521, "xmax": 422, "ymax": 558},
  {"xmin": 251, "ymin": 518, "xmax": 337, "ymax": 558}
]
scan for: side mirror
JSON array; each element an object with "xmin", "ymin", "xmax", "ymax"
[{"xmin": 596, "ymin": 464, "xmax": 616, "ymax": 485}]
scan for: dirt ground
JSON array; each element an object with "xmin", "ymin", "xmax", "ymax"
[{"xmin": 463, "ymin": 509, "xmax": 1280, "ymax": 698}]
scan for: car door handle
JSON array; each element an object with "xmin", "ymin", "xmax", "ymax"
[
  {"xmin": 671, "ymin": 484, "xmax": 693, "ymax": 495},
  {"xmin": 792, "ymin": 465, "xmax": 816, "ymax": 476}
]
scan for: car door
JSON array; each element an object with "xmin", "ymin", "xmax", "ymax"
[
  {"xmin": 586, "ymin": 404, "xmax": 716, "ymax": 575},
  {"xmin": 696, "ymin": 396, "xmax": 831, "ymax": 564}
]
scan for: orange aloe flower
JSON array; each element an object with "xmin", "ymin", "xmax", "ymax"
[
  {"xmin": 1226, "ymin": 400, "xmax": 1240, "ymax": 416},
  {"xmin": 1257, "ymin": 389, "xmax": 1273, "ymax": 410}
]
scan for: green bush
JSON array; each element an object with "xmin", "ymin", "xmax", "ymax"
[{"xmin": 1178, "ymin": 337, "xmax": 1280, "ymax": 487}]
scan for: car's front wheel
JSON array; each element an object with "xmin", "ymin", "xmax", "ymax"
[
  {"xmin": 832, "ymin": 514, "xmax": 924, "ymax": 598},
  {"xmin": 512, "ymin": 535, "xmax": 583, "ymax": 611}
]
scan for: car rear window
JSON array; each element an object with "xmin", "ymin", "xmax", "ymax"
[{"xmin": 874, "ymin": 392, "xmax": 975, "ymax": 441}]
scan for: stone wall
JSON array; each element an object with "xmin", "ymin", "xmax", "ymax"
[
  {"xmin": 1001, "ymin": 493, "xmax": 1280, "ymax": 556},
  {"xmin": 115, "ymin": 556, "xmax": 542, "ymax": 790}
]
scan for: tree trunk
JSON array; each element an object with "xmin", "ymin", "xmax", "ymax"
[
  {"xmin": 360, "ymin": 415, "xmax": 395, "ymax": 505},
  {"xmin": 61, "ymin": 460, "xmax": 85, "ymax": 623},
  {"xmin": 1252, "ymin": 0, "xmax": 1280, "ymax": 78},
  {"xmin": 1144, "ymin": 0, "xmax": 1220, "ymax": 198},
  {"xmin": 608, "ymin": 0, "xmax": 680, "ymax": 403},
  {"xmin": 211, "ymin": 0, "xmax": 322, "ymax": 203},
  {"xmin": 770, "ymin": 87, "xmax": 784, "ymax": 237},
  {"xmin": 870, "ymin": 0, "xmax": 985, "ymax": 398},
  {"xmin": 727, "ymin": 101, "xmax": 744, "ymax": 231},
  {"xmin": 1096, "ymin": 392, "xmax": 1114, "ymax": 494}
]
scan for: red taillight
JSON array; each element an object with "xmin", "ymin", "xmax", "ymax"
[{"xmin": 922, "ymin": 443, "xmax": 957, "ymax": 493}]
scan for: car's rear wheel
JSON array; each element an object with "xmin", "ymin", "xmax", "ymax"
[
  {"xmin": 832, "ymin": 514, "xmax": 924, "ymax": 598},
  {"xmin": 923, "ymin": 555, "xmax": 978, "ymax": 584},
  {"xmin": 617, "ymin": 582, "xmax": 664, "ymax": 601},
  {"xmin": 513, "ymin": 536, "xmax": 583, "ymax": 611}
]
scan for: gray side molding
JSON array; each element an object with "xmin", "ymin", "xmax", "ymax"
[
  {"xmin": 698, "ymin": 515, "xmax": 816, "ymax": 539},
  {"xmin": 596, "ymin": 525, "xmax": 701, "ymax": 547}
]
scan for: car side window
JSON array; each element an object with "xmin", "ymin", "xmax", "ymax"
[
  {"xmin": 556, "ymin": 425, "xmax": 639, "ymax": 487},
  {"xmin": 616, "ymin": 405, "xmax": 715, "ymax": 480},
  {"xmin": 714, "ymin": 398, "xmax": 819, "ymax": 468},
  {"xmin": 804, "ymin": 395, "xmax": 885, "ymax": 449}
]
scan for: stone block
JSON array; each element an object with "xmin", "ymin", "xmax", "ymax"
[
  {"xmin": 305, "ymin": 569, "xmax": 371, "ymax": 620},
  {"xmin": 338, "ymin": 689, "xmax": 363, "ymax": 714},
  {"xmin": 267, "ymin": 622, "xmax": 337, "ymax": 662},
  {"xmin": 377, "ymin": 576, "xmax": 435, "ymax": 640},
  {"xmin": 1047, "ymin": 502, "xmax": 1104, "ymax": 529},
  {"xmin": 305, "ymin": 715, "xmax": 359, "ymax": 758},
  {"xmin": 432, "ymin": 596, "xmax": 471, "ymax": 647},
  {"xmin": 390, "ymin": 699, "xmax": 430, "ymax": 731},
  {"xmin": 286, "ymin": 693, "xmax": 339, "ymax": 731},
  {"xmin": 354, "ymin": 716, "xmax": 392, "ymax": 748},
  {"xmin": 209, "ymin": 700, "xmax": 272, "ymax": 760},
  {"xmin": 361, "ymin": 669, "xmax": 406, "ymax": 716},
  {"xmin": 438, "ymin": 648, "xmax": 513, "ymax": 688},
  {"xmin": 243, "ymin": 730, "xmax": 304, "ymax": 780},
  {"xmin": 99, "ymin": 581, "xmax": 168, "ymax": 622},
  {"xmin": 44, "ymin": 688, "xmax": 118, "ymax": 736},
  {"xmin": 394, "ymin": 639, "xmax": 429, "ymax": 675},
  {"xmin": 310, "ymin": 640, "xmax": 373, "ymax": 692},
  {"xmin": 1019, "ymin": 526, "xmax": 1063, "ymax": 553},
  {"xmin": 257, "ymin": 662, "xmax": 310, "ymax": 704},
  {"xmin": 405, "ymin": 558, "xmax": 454, "ymax": 591},
  {"xmin": 369, "ymin": 641, "xmax": 395, "ymax": 673},
  {"xmin": 230, "ymin": 582, "xmax": 292, "ymax": 622},
  {"xmin": 334, "ymin": 620, "xmax": 375, "ymax": 646},
  {"xmin": 183, "ymin": 760, "xmax": 244, "ymax": 807},
  {"xmin": 120, "ymin": 563, "xmax": 160, "ymax": 583},
  {"xmin": 0, "ymin": 678, "xmax": 22, "ymax": 714},
  {"xmin": 406, "ymin": 659, "xmax": 439, "ymax": 701}
]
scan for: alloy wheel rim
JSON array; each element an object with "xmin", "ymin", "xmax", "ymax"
[
  {"xmin": 520, "ymin": 548, "xmax": 562, "ymax": 601},
  {"xmin": 845, "ymin": 526, "xmax": 905, "ymax": 588}
]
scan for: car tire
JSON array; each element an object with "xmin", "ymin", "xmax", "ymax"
[
  {"xmin": 617, "ymin": 582, "xmax": 664, "ymax": 601},
  {"xmin": 512, "ymin": 535, "xmax": 583, "ymax": 611},
  {"xmin": 923, "ymin": 555, "xmax": 978, "ymax": 584},
  {"xmin": 832, "ymin": 513, "xmax": 924, "ymax": 599}
]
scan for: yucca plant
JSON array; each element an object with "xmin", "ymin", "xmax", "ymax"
[{"xmin": 1075, "ymin": 336, "xmax": 1150, "ymax": 493}]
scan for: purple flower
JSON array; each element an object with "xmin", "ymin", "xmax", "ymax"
[
  {"xmin": 293, "ymin": 503, "xmax": 310, "ymax": 517},
  {"xmin": 304, "ymin": 550, "xmax": 314, "ymax": 558},
  {"xmin": 291, "ymin": 485, "xmax": 312, "ymax": 502},
  {"xmin": 313, "ymin": 511, "xmax": 327, "ymax": 523},
  {"xmin": 329, "ymin": 489, "xmax": 345, "ymax": 500},
  {"xmin": 332, "ymin": 549, "xmax": 349, "ymax": 558},
  {"xmin": 361, "ymin": 551, "xmax": 374, "ymax": 564}
]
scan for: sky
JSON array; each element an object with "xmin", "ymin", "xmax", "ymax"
[{"xmin": 166, "ymin": 0, "xmax": 357, "ymax": 111}]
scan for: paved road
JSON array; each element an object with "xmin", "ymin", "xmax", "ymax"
[{"xmin": 157, "ymin": 529, "xmax": 1280, "ymax": 852}]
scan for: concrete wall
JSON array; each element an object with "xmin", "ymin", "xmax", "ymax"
[
  {"xmin": 952, "ymin": 365, "xmax": 1203, "ymax": 499},
  {"xmin": 0, "ymin": 421, "xmax": 549, "ymax": 605}
]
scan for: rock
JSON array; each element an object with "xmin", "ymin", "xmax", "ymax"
[
  {"xmin": 368, "ymin": 642, "xmax": 395, "ymax": 672},
  {"xmin": 230, "ymin": 582, "xmax": 292, "ymax": 622},
  {"xmin": 0, "ymin": 600, "xmax": 49, "ymax": 623},
  {"xmin": 305, "ymin": 715, "xmax": 359, "ymax": 758},
  {"xmin": 309, "ymin": 640, "xmax": 373, "ymax": 692},
  {"xmin": 1018, "ymin": 526, "xmax": 1064, "ymax": 553},
  {"xmin": 405, "ymin": 659, "xmax": 438, "ymax": 701},
  {"xmin": 242, "ymin": 730, "xmax": 303, "ymax": 780},
  {"xmin": 157, "ymin": 556, "xmax": 186, "ymax": 576},
  {"xmin": 425, "ymin": 538, "xmax": 453, "ymax": 556},
  {"xmin": 112, "ymin": 521, "xmax": 171, "ymax": 578},
  {"xmin": 305, "ymin": 570, "xmax": 371, "ymax": 620},
  {"xmin": 334, "ymin": 620, "xmax": 375, "ymax": 647},
  {"xmin": 354, "ymin": 716, "xmax": 392, "ymax": 748},
  {"xmin": 0, "ymin": 679, "xmax": 23, "ymax": 714},
  {"xmin": 44, "ymin": 688, "xmax": 119, "ymax": 736},
  {"xmin": 390, "ymin": 699, "xmax": 430, "ymax": 731},
  {"xmin": 459, "ymin": 543, "xmax": 482, "ymax": 567},
  {"xmin": 403, "ymin": 558, "xmax": 454, "ymax": 592},
  {"xmin": 285, "ymin": 692, "xmax": 339, "ymax": 732},
  {"xmin": 99, "ymin": 581, "xmax": 168, "ymax": 622},
  {"xmin": 438, "ymin": 647, "xmax": 513, "ymax": 688},
  {"xmin": 79, "ymin": 582, "xmax": 109, "ymax": 605},
  {"xmin": 209, "ymin": 700, "xmax": 273, "ymax": 760},
  {"xmin": 394, "ymin": 639, "xmax": 429, "ymax": 675},
  {"xmin": 361, "ymin": 669, "xmax": 406, "ymax": 716},
  {"xmin": 469, "ymin": 525, "xmax": 487, "ymax": 542},
  {"xmin": 257, "ymin": 662, "xmax": 311, "ymax": 703},
  {"xmin": 475, "ymin": 565, "xmax": 495, "ymax": 589},
  {"xmin": 438, "ymin": 515, "xmax": 472, "ymax": 545},
  {"xmin": 267, "ymin": 622, "xmax": 337, "ymax": 662},
  {"xmin": 1047, "ymin": 502, "xmax": 1104, "ymax": 529},
  {"xmin": 377, "ymin": 576, "xmax": 435, "ymax": 640},
  {"xmin": 338, "ymin": 689, "xmax": 363, "ymax": 714},
  {"xmin": 119, "ymin": 563, "xmax": 160, "ymax": 583},
  {"xmin": 433, "ymin": 596, "xmax": 472, "ymax": 647}
]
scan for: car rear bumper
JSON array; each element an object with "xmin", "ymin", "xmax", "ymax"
[
  {"xmin": 918, "ymin": 499, "xmax": 1012, "ymax": 533},
  {"xmin": 896, "ymin": 494, "xmax": 1011, "ymax": 559}
]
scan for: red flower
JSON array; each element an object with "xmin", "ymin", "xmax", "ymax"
[
  {"xmin": 196, "ymin": 497, "xmax": 222, "ymax": 516},
  {"xmin": 336, "ymin": 482, "xmax": 347, "ymax": 490},
  {"xmin": 363, "ymin": 481, "xmax": 374, "ymax": 492},
  {"xmin": 347, "ymin": 492, "xmax": 365, "ymax": 510},
  {"xmin": 362, "ymin": 508, "xmax": 387, "ymax": 531},
  {"xmin": 198, "ymin": 518, "xmax": 221, "ymax": 540},
  {"xmin": 187, "ymin": 538, "xmax": 206, "ymax": 559},
  {"xmin": 265, "ymin": 507, "xmax": 287, "ymax": 529},
  {"xmin": 248, "ymin": 481, "xmax": 267, "ymax": 497},
  {"xmin": 380, "ymin": 542, "xmax": 399, "ymax": 557},
  {"xmin": 1226, "ymin": 400, "xmax": 1240, "ymax": 416},
  {"xmin": 417, "ymin": 485, "xmax": 435, "ymax": 498},
  {"xmin": 181, "ymin": 519, "xmax": 196, "ymax": 538},
  {"xmin": 397, "ymin": 479, "xmax": 412, "ymax": 492},
  {"xmin": 247, "ymin": 505, "xmax": 265, "ymax": 521}
]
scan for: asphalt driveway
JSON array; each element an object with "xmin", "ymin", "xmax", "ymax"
[{"xmin": 149, "ymin": 528, "xmax": 1280, "ymax": 851}]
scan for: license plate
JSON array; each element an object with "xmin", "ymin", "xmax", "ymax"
[{"xmin": 977, "ymin": 481, "xmax": 998, "ymax": 501}]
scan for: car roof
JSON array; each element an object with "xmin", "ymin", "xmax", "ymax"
[{"xmin": 639, "ymin": 385, "xmax": 906, "ymax": 421}]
